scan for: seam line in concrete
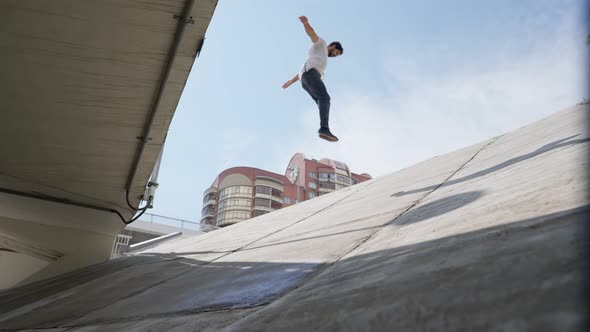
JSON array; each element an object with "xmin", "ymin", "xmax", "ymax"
[
  {"xmin": 53, "ymin": 182, "xmax": 381, "ymax": 328},
  {"xmin": 222, "ymin": 136, "xmax": 503, "ymax": 330},
  {"xmin": 10, "ymin": 138, "xmax": 501, "ymax": 330},
  {"xmin": 323, "ymin": 136, "xmax": 502, "ymax": 270},
  {"xmin": 206, "ymin": 180, "xmax": 381, "ymax": 262},
  {"xmin": 47, "ymin": 263, "xmax": 208, "ymax": 329}
]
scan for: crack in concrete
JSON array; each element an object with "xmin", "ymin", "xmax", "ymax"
[
  {"xmin": 389, "ymin": 137, "xmax": 500, "ymax": 220},
  {"xmin": 4, "ymin": 138, "xmax": 501, "ymax": 331},
  {"xmin": 221, "ymin": 136, "xmax": 503, "ymax": 329},
  {"xmin": 47, "ymin": 180, "xmax": 382, "ymax": 328},
  {"xmin": 309, "ymin": 136, "xmax": 502, "ymax": 276}
]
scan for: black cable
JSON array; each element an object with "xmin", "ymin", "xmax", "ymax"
[
  {"xmin": 0, "ymin": 187, "xmax": 141, "ymax": 225},
  {"xmin": 125, "ymin": 189, "xmax": 150, "ymax": 212}
]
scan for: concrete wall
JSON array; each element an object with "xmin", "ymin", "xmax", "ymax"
[{"xmin": 0, "ymin": 193, "xmax": 123, "ymax": 290}]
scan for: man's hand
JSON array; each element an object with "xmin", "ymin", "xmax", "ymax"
[
  {"xmin": 282, "ymin": 74, "xmax": 300, "ymax": 89},
  {"xmin": 299, "ymin": 15, "xmax": 318, "ymax": 43}
]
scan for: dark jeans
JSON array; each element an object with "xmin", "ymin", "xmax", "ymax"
[{"xmin": 301, "ymin": 68, "xmax": 330, "ymax": 129}]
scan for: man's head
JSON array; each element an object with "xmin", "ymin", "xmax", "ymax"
[{"xmin": 328, "ymin": 41, "xmax": 343, "ymax": 57}]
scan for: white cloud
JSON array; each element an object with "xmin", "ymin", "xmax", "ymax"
[{"xmin": 285, "ymin": 8, "xmax": 587, "ymax": 177}]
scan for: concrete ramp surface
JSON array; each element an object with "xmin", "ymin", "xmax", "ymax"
[{"xmin": 0, "ymin": 104, "xmax": 588, "ymax": 331}]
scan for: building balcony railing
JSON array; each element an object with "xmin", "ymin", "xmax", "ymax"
[
  {"xmin": 216, "ymin": 217, "xmax": 247, "ymax": 227},
  {"xmin": 253, "ymin": 205, "xmax": 273, "ymax": 212},
  {"xmin": 217, "ymin": 205, "xmax": 252, "ymax": 214},
  {"xmin": 255, "ymin": 176, "xmax": 284, "ymax": 185},
  {"xmin": 138, "ymin": 213, "xmax": 201, "ymax": 232},
  {"xmin": 203, "ymin": 199, "xmax": 216, "ymax": 207},
  {"xmin": 218, "ymin": 192, "xmax": 252, "ymax": 200},
  {"xmin": 254, "ymin": 192, "xmax": 283, "ymax": 204},
  {"xmin": 200, "ymin": 213, "xmax": 214, "ymax": 222},
  {"xmin": 203, "ymin": 187, "xmax": 218, "ymax": 196}
]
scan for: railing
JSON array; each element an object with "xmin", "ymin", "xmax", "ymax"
[
  {"xmin": 139, "ymin": 213, "xmax": 201, "ymax": 232},
  {"xmin": 254, "ymin": 192, "xmax": 283, "ymax": 204},
  {"xmin": 253, "ymin": 205, "xmax": 273, "ymax": 212},
  {"xmin": 128, "ymin": 232, "xmax": 183, "ymax": 252},
  {"xmin": 111, "ymin": 234, "xmax": 132, "ymax": 258},
  {"xmin": 202, "ymin": 199, "xmax": 216, "ymax": 207},
  {"xmin": 203, "ymin": 187, "xmax": 218, "ymax": 196}
]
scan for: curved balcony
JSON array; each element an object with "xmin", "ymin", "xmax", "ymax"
[
  {"xmin": 200, "ymin": 213, "xmax": 214, "ymax": 222},
  {"xmin": 203, "ymin": 199, "xmax": 216, "ymax": 207},
  {"xmin": 253, "ymin": 205, "xmax": 273, "ymax": 213},
  {"xmin": 218, "ymin": 192, "xmax": 252, "ymax": 200},
  {"xmin": 254, "ymin": 192, "xmax": 283, "ymax": 204},
  {"xmin": 217, "ymin": 205, "xmax": 252, "ymax": 214},
  {"xmin": 203, "ymin": 187, "xmax": 218, "ymax": 196},
  {"xmin": 255, "ymin": 178, "xmax": 284, "ymax": 192},
  {"xmin": 216, "ymin": 218, "xmax": 244, "ymax": 227}
]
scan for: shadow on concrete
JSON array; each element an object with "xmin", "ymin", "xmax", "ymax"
[
  {"xmin": 393, "ymin": 191, "xmax": 483, "ymax": 225},
  {"xmin": 0, "ymin": 205, "xmax": 587, "ymax": 331},
  {"xmin": 392, "ymin": 135, "xmax": 590, "ymax": 197},
  {"xmin": 161, "ymin": 191, "xmax": 483, "ymax": 255}
]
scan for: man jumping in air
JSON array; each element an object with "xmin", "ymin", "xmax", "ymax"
[{"xmin": 282, "ymin": 15, "xmax": 343, "ymax": 142}]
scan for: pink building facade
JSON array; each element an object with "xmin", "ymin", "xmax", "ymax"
[{"xmin": 201, "ymin": 153, "xmax": 371, "ymax": 227}]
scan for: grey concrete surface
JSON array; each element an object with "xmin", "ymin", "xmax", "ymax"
[
  {"xmin": 0, "ymin": 0, "xmax": 219, "ymax": 288},
  {"xmin": 0, "ymin": 104, "xmax": 587, "ymax": 331}
]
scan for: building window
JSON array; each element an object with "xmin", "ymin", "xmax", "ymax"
[
  {"xmin": 271, "ymin": 188, "xmax": 282, "ymax": 198},
  {"xmin": 201, "ymin": 206, "xmax": 215, "ymax": 217},
  {"xmin": 336, "ymin": 174, "xmax": 352, "ymax": 185},
  {"xmin": 308, "ymin": 192, "xmax": 317, "ymax": 199},
  {"xmin": 217, "ymin": 197, "xmax": 252, "ymax": 213},
  {"xmin": 309, "ymin": 172, "xmax": 317, "ymax": 179},
  {"xmin": 308, "ymin": 182, "xmax": 317, "ymax": 189},
  {"xmin": 319, "ymin": 172, "xmax": 334, "ymax": 182},
  {"xmin": 284, "ymin": 197, "xmax": 291, "ymax": 204},
  {"xmin": 254, "ymin": 197, "xmax": 271, "ymax": 208},
  {"xmin": 255, "ymin": 185, "xmax": 283, "ymax": 199},
  {"xmin": 216, "ymin": 211, "xmax": 251, "ymax": 224},
  {"xmin": 319, "ymin": 182, "xmax": 335, "ymax": 190},
  {"xmin": 219, "ymin": 186, "xmax": 252, "ymax": 199},
  {"xmin": 255, "ymin": 186, "xmax": 271, "ymax": 195},
  {"xmin": 202, "ymin": 192, "xmax": 216, "ymax": 204}
]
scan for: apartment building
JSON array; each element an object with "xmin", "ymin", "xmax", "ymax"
[{"xmin": 201, "ymin": 153, "xmax": 371, "ymax": 227}]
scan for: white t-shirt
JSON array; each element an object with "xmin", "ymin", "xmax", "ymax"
[{"xmin": 300, "ymin": 38, "xmax": 328, "ymax": 79}]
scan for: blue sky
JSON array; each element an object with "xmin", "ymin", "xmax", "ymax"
[{"xmin": 150, "ymin": 0, "xmax": 588, "ymax": 221}]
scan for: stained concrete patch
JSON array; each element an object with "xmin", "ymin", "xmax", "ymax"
[
  {"xmin": 69, "ymin": 260, "xmax": 318, "ymax": 326},
  {"xmin": 0, "ymin": 257, "xmax": 198, "ymax": 330},
  {"xmin": 0, "ymin": 255, "xmax": 159, "ymax": 314},
  {"xmin": 63, "ymin": 308, "xmax": 257, "ymax": 332}
]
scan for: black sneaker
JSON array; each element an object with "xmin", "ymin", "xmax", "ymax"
[{"xmin": 318, "ymin": 127, "xmax": 339, "ymax": 142}]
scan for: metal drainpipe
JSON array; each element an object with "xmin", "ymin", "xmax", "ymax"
[{"xmin": 125, "ymin": 0, "xmax": 197, "ymax": 206}]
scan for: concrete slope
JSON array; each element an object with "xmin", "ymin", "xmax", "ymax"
[{"xmin": 0, "ymin": 104, "xmax": 587, "ymax": 331}]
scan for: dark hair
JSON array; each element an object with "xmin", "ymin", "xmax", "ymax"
[{"xmin": 329, "ymin": 41, "xmax": 343, "ymax": 54}]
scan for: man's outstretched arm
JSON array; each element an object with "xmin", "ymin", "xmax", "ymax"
[
  {"xmin": 299, "ymin": 16, "xmax": 319, "ymax": 43},
  {"xmin": 282, "ymin": 73, "xmax": 299, "ymax": 89}
]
